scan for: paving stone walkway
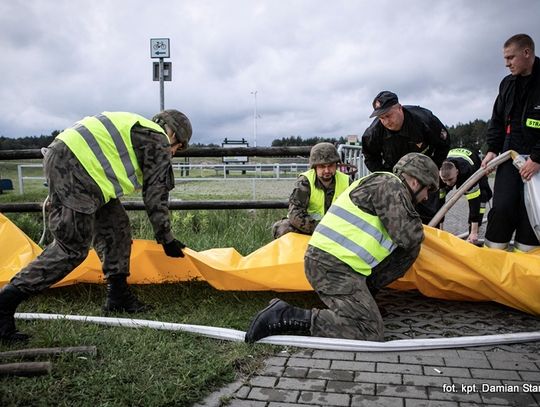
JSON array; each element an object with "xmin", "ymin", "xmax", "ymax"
[{"xmin": 196, "ymin": 189, "xmax": 540, "ymax": 407}]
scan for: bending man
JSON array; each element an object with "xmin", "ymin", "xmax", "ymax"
[
  {"xmin": 0, "ymin": 110, "xmax": 192, "ymax": 342},
  {"xmin": 361, "ymin": 91, "xmax": 450, "ymax": 224},
  {"xmin": 439, "ymin": 148, "xmax": 493, "ymax": 244}
]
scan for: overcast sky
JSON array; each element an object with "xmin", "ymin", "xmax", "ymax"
[{"xmin": 1, "ymin": 0, "xmax": 539, "ymax": 146}]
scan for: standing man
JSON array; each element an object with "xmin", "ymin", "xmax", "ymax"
[
  {"xmin": 0, "ymin": 110, "xmax": 192, "ymax": 342},
  {"xmin": 482, "ymin": 34, "xmax": 540, "ymax": 252},
  {"xmin": 439, "ymin": 148, "xmax": 493, "ymax": 244},
  {"xmin": 361, "ymin": 91, "xmax": 451, "ymax": 223},
  {"xmin": 246, "ymin": 153, "xmax": 439, "ymax": 342},
  {"xmin": 272, "ymin": 142, "xmax": 350, "ymax": 238}
]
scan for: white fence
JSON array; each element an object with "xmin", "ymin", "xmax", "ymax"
[
  {"xmin": 14, "ymin": 145, "xmax": 371, "ymax": 194},
  {"xmin": 172, "ymin": 163, "xmax": 310, "ymax": 181}
]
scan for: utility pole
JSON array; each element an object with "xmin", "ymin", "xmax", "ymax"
[{"xmin": 251, "ymin": 90, "xmax": 258, "ymax": 147}]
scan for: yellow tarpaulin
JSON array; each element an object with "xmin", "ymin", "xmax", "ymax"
[{"xmin": 1, "ymin": 213, "xmax": 539, "ymax": 315}]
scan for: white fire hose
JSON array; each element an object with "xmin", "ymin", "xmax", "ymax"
[
  {"xmin": 428, "ymin": 150, "xmax": 513, "ymax": 228},
  {"xmin": 16, "ymin": 313, "xmax": 540, "ymax": 352}
]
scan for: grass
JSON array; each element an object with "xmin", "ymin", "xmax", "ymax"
[
  {"xmin": 1, "ymin": 283, "xmax": 322, "ymax": 406},
  {"xmin": 0, "ymin": 165, "xmax": 312, "ymax": 406}
]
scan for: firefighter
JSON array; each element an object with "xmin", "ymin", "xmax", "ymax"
[
  {"xmin": 439, "ymin": 148, "xmax": 493, "ymax": 244},
  {"xmin": 0, "ymin": 110, "xmax": 191, "ymax": 342},
  {"xmin": 481, "ymin": 34, "xmax": 540, "ymax": 252},
  {"xmin": 361, "ymin": 91, "xmax": 450, "ymax": 224},
  {"xmin": 272, "ymin": 142, "xmax": 350, "ymax": 239},
  {"xmin": 246, "ymin": 153, "xmax": 439, "ymax": 342}
]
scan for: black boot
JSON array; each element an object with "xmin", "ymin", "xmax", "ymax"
[
  {"xmin": 102, "ymin": 276, "xmax": 153, "ymax": 314},
  {"xmin": 0, "ymin": 284, "xmax": 30, "ymax": 343},
  {"xmin": 245, "ymin": 298, "xmax": 311, "ymax": 343}
]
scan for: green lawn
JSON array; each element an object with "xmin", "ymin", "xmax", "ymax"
[{"xmin": 0, "ymin": 168, "xmax": 314, "ymax": 406}]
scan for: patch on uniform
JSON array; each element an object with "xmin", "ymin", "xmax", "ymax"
[{"xmin": 440, "ymin": 129, "xmax": 448, "ymax": 140}]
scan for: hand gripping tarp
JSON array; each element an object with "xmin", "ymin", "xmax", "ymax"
[{"xmin": 1, "ymin": 213, "xmax": 539, "ymax": 315}]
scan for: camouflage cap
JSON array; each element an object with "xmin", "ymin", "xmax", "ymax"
[
  {"xmin": 309, "ymin": 142, "xmax": 341, "ymax": 167},
  {"xmin": 152, "ymin": 109, "xmax": 192, "ymax": 149},
  {"xmin": 393, "ymin": 152, "xmax": 439, "ymax": 191}
]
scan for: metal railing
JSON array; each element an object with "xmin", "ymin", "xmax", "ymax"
[
  {"xmin": 17, "ymin": 164, "xmax": 46, "ymax": 194},
  {"xmin": 172, "ymin": 163, "xmax": 310, "ymax": 181},
  {"xmin": 1, "ymin": 145, "xmax": 370, "ymax": 210}
]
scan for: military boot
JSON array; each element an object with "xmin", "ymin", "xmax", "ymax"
[
  {"xmin": 102, "ymin": 276, "xmax": 153, "ymax": 314},
  {"xmin": 0, "ymin": 284, "xmax": 30, "ymax": 342},
  {"xmin": 245, "ymin": 298, "xmax": 311, "ymax": 343}
]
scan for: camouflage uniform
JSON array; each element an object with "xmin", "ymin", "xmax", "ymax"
[
  {"xmin": 10, "ymin": 125, "xmax": 176, "ymax": 294},
  {"xmin": 272, "ymin": 175, "xmax": 337, "ymax": 238},
  {"xmin": 305, "ymin": 172, "xmax": 423, "ymax": 340}
]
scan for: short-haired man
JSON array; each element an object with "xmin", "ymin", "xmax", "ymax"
[
  {"xmin": 361, "ymin": 91, "xmax": 450, "ymax": 223},
  {"xmin": 481, "ymin": 34, "xmax": 540, "ymax": 252},
  {"xmin": 246, "ymin": 153, "xmax": 439, "ymax": 342},
  {"xmin": 272, "ymin": 142, "xmax": 350, "ymax": 238},
  {"xmin": 439, "ymin": 148, "xmax": 493, "ymax": 244}
]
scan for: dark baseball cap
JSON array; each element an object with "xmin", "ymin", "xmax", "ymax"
[{"xmin": 369, "ymin": 91, "xmax": 399, "ymax": 118}]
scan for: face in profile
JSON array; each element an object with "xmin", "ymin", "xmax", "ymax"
[{"xmin": 504, "ymin": 43, "xmax": 532, "ymax": 76}]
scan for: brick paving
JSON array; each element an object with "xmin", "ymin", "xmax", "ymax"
[
  {"xmin": 195, "ymin": 189, "xmax": 540, "ymax": 407},
  {"xmin": 197, "ymin": 345, "xmax": 540, "ymax": 407}
]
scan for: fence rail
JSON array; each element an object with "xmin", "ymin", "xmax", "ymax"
[{"xmin": 0, "ymin": 145, "xmax": 369, "ymax": 212}]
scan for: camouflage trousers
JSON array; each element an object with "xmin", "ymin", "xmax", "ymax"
[
  {"xmin": 10, "ymin": 146, "xmax": 132, "ymax": 295},
  {"xmin": 304, "ymin": 244, "xmax": 420, "ymax": 341}
]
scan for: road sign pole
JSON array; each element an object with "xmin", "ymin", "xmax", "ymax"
[
  {"xmin": 159, "ymin": 58, "xmax": 165, "ymax": 111},
  {"xmin": 150, "ymin": 38, "xmax": 171, "ymax": 112}
]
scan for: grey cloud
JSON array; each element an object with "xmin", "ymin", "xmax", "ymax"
[{"xmin": 0, "ymin": 0, "xmax": 539, "ymax": 145}]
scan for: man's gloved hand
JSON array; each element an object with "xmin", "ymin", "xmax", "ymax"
[{"xmin": 162, "ymin": 239, "xmax": 186, "ymax": 258}]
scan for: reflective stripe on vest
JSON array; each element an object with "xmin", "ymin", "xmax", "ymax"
[
  {"xmin": 57, "ymin": 112, "xmax": 167, "ymax": 202},
  {"xmin": 309, "ymin": 175, "xmax": 398, "ymax": 276},
  {"xmin": 300, "ymin": 169, "xmax": 349, "ymax": 217},
  {"xmin": 447, "ymin": 148, "xmax": 474, "ymax": 166}
]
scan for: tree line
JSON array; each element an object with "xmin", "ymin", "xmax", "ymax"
[{"xmin": 0, "ymin": 120, "xmax": 488, "ymax": 151}]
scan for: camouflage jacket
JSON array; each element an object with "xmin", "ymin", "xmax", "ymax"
[
  {"xmin": 47, "ymin": 124, "xmax": 175, "ymax": 244},
  {"xmin": 288, "ymin": 174, "xmax": 337, "ymax": 235},
  {"xmin": 349, "ymin": 172, "xmax": 424, "ymax": 250}
]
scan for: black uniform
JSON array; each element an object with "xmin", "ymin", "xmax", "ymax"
[
  {"xmin": 441, "ymin": 149, "xmax": 493, "ymax": 226},
  {"xmin": 485, "ymin": 57, "xmax": 540, "ymax": 246},
  {"xmin": 361, "ymin": 105, "xmax": 450, "ymax": 223}
]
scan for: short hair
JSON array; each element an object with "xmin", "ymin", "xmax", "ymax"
[
  {"xmin": 504, "ymin": 34, "xmax": 535, "ymax": 54},
  {"xmin": 440, "ymin": 161, "xmax": 457, "ymax": 179}
]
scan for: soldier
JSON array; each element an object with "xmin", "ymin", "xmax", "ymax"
[
  {"xmin": 0, "ymin": 110, "xmax": 191, "ymax": 342},
  {"xmin": 246, "ymin": 153, "xmax": 439, "ymax": 342},
  {"xmin": 361, "ymin": 91, "xmax": 450, "ymax": 224},
  {"xmin": 439, "ymin": 148, "xmax": 493, "ymax": 244},
  {"xmin": 272, "ymin": 142, "xmax": 350, "ymax": 239}
]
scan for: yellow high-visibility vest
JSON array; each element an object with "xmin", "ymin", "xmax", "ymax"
[
  {"xmin": 300, "ymin": 169, "xmax": 349, "ymax": 217},
  {"xmin": 309, "ymin": 174, "xmax": 398, "ymax": 276},
  {"xmin": 57, "ymin": 112, "xmax": 167, "ymax": 203}
]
